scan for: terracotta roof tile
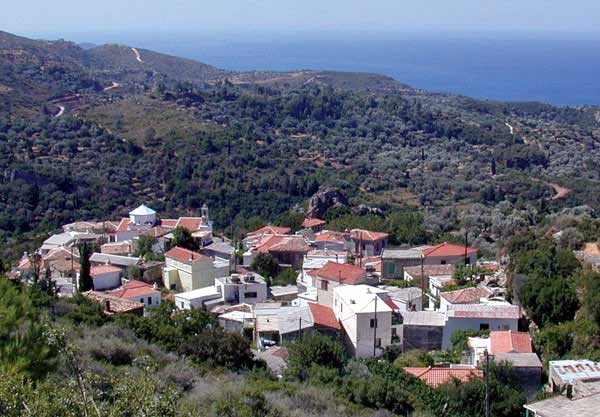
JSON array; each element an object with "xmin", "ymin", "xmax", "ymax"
[
  {"xmin": 423, "ymin": 242, "xmax": 478, "ymax": 258},
  {"xmin": 310, "ymin": 261, "xmax": 366, "ymax": 284},
  {"xmin": 111, "ymin": 280, "xmax": 159, "ymax": 299},
  {"xmin": 447, "ymin": 304, "xmax": 521, "ymax": 320},
  {"xmin": 116, "ymin": 218, "xmax": 132, "ymax": 232},
  {"xmin": 91, "ymin": 265, "xmax": 122, "ymax": 275},
  {"xmin": 441, "ymin": 286, "xmax": 493, "ymax": 304},
  {"xmin": 302, "ymin": 218, "xmax": 326, "ymax": 228},
  {"xmin": 349, "ymin": 229, "xmax": 389, "ymax": 242},
  {"xmin": 175, "ymin": 217, "xmax": 205, "ymax": 231},
  {"xmin": 403, "ymin": 367, "xmax": 482, "ymax": 387},
  {"xmin": 308, "ymin": 303, "xmax": 341, "ymax": 330},
  {"xmin": 165, "ymin": 246, "xmax": 211, "ymax": 263},
  {"xmin": 490, "ymin": 331, "xmax": 533, "ymax": 354},
  {"xmin": 314, "ymin": 230, "xmax": 347, "ymax": 244},
  {"xmin": 160, "ymin": 219, "xmax": 178, "ymax": 228},
  {"xmin": 254, "ymin": 235, "xmax": 310, "ymax": 253}
]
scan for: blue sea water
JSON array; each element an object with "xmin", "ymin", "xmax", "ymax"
[{"xmin": 78, "ymin": 31, "xmax": 600, "ymax": 106}]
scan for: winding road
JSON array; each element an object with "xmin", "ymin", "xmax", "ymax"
[
  {"xmin": 103, "ymin": 82, "xmax": 121, "ymax": 92},
  {"xmin": 131, "ymin": 47, "xmax": 143, "ymax": 63},
  {"xmin": 505, "ymin": 122, "xmax": 514, "ymax": 135},
  {"xmin": 54, "ymin": 105, "xmax": 65, "ymax": 118}
]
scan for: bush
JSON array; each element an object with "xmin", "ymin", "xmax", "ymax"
[{"xmin": 286, "ymin": 333, "xmax": 347, "ymax": 381}]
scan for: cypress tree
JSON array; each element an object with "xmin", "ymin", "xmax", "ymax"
[{"xmin": 78, "ymin": 242, "xmax": 93, "ymax": 292}]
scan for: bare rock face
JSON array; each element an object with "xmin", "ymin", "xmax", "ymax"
[
  {"xmin": 352, "ymin": 204, "xmax": 384, "ymax": 217},
  {"xmin": 307, "ymin": 188, "xmax": 349, "ymax": 219}
]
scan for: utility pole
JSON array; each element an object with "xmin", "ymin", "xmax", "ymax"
[
  {"xmin": 464, "ymin": 230, "xmax": 469, "ymax": 266},
  {"xmin": 484, "ymin": 350, "xmax": 490, "ymax": 417},
  {"xmin": 373, "ymin": 294, "xmax": 378, "ymax": 357},
  {"xmin": 420, "ymin": 253, "xmax": 425, "ymax": 310},
  {"xmin": 298, "ymin": 317, "xmax": 302, "ymax": 339}
]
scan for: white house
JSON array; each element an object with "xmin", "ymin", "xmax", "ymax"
[
  {"xmin": 163, "ymin": 246, "xmax": 229, "ymax": 292},
  {"xmin": 422, "ymin": 242, "xmax": 478, "ymax": 266},
  {"xmin": 90, "ymin": 265, "xmax": 122, "ymax": 290},
  {"xmin": 214, "ymin": 272, "xmax": 268, "ymax": 305},
  {"xmin": 442, "ymin": 304, "xmax": 521, "ymax": 349},
  {"xmin": 333, "ymin": 285, "xmax": 395, "ymax": 358}
]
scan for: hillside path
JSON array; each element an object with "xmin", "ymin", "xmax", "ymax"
[
  {"xmin": 103, "ymin": 82, "xmax": 121, "ymax": 92},
  {"xmin": 54, "ymin": 105, "xmax": 65, "ymax": 118},
  {"xmin": 131, "ymin": 47, "xmax": 143, "ymax": 63},
  {"xmin": 505, "ymin": 122, "xmax": 514, "ymax": 134}
]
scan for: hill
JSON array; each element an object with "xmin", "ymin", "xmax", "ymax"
[{"xmin": 1, "ymin": 30, "xmax": 600, "ymax": 258}]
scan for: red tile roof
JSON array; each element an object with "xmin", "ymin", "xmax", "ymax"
[
  {"xmin": 489, "ymin": 331, "xmax": 533, "ymax": 354},
  {"xmin": 423, "ymin": 242, "xmax": 478, "ymax": 258},
  {"xmin": 90, "ymin": 265, "xmax": 122, "ymax": 276},
  {"xmin": 349, "ymin": 229, "xmax": 389, "ymax": 242},
  {"xmin": 254, "ymin": 235, "xmax": 310, "ymax": 253},
  {"xmin": 111, "ymin": 280, "xmax": 159, "ymax": 299},
  {"xmin": 441, "ymin": 286, "xmax": 493, "ymax": 304},
  {"xmin": 160, "ymin": 219, "xmax": 178, "ymax": 228},
  {"xmin": 247, "ymin": 225, "xmax": 291, "ymax": 236},
  {"xmin": 165, "ymin": 246, "xmax": 211, "ymax": 263},
  {"xmin": 310, "ymin": 261, "xmax": 366, "ymax": 284},
  {"xmin": 308, "ymin": 303, "xmax": 341, "ymax": 330},
  {"xmin": 403, "ymin": 367, "xmax": 483, "ymax": 387},
  {"xmin": 142, "ymin": 226, "xmax": 173, "ymax": 238},
  {"xmin": 175, "ymin": 217, "xmax": 205, "ymax": 231},
  {"xmin": 302, "ymin": 218, "xmax": 326, "ymax": 228},
  {"xmin": 314, "ymin": 230, "xmax": 347, "ymax": 244},
  {"xmin": 116, "ymin": 218, "xmax": 132, "ymax": 232}
]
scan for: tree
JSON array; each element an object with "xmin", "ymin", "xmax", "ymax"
[
  {"xmin": 170, "ymin": 226, "xmax": 198, "ymax": 251},
  {"xmin": 135, "ymin": 235, "xmax": 157, "ymax": 259},
  {"xmin": 286, "ymin": 333, "xmax": 347, "ymax": 380},
  {"xmin": 250, "ymin": 253, "xmax": 279, "ymax": 279},
  {"xmin": 78, "ymin": 242, "xmax": 93, "ymax": 292}
]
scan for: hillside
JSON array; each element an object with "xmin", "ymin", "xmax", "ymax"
[{"xmin": 1, "ymin": 30, "xmax": 600, "ymax": 257}]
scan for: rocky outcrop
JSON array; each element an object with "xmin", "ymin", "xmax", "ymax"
[
  {"xmin": 352, "ymin": 204, "xmax": 384, "ymax": 217},
  {"xmin": 307, "ymin": 188, "xmax": 349, "ymax": 219}
]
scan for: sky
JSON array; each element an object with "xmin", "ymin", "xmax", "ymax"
[{"xmin": 3, "ymin": 0, "xmax": 600, "ymax": 39}]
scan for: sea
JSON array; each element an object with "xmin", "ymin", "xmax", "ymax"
[{"xmin": 73, "ymin": 30, "xmax": 600, "ymax": 106}]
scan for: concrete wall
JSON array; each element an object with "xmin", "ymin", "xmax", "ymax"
[{"xmin": 316, "ymin": 278, "xmax": 342, "ymax": 308}]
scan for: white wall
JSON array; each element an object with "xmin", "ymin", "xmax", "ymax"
[
  {"xmin": 92, "ymin": 271, "xmax": 121, "ymax": 290},
  {"xmin": 426, "ymin": 253, "xmax": 477, "ymax": 266},
  {"xmin": 126, "ymin": 292, "xmax": 161, "ymax": 308}
]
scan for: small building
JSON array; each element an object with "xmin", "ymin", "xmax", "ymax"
[
  {"xmin": 219, "ymin": 310, "xmax": 254, "ymax": 335},
  {"xmin": 403, "ymin": 367, "xmax": 482, "ymax": 387},
  {"xmin": 309, "ymin": 261, "xmax": 368, "ymax": 307},
  {"xmin": 137, "ymin": 260, "xmax": 165, "ymax": 284},
  {"xmin": 83, "ymin": 291, "xmax": 144, "ymax": 316},
  {"xmin": 202, "ymin": 241, "xmax": 235, "ymax": 260},
  {"xmin": 255, "ymin": 303, "xmax": 313, "ymax": 349},
  {"xmin": 443, "ymin": 304, "xmax": 521, "ymax": 349},
  {"xmin": 110, "ymin": 279, "xmax": 162, "ymax": 309},
  {"xmin": 401, "ymin": 310, "xmax": 446, "ymax": 351},
  {"xmin": 333, "ymin": 285, "xmax": 394, "ymax": 358},
  {"xmin": 243, "ymin": 226, "xmax": 292, "ymax": 249},
  {"xmin": 349, "ymin": 229, "xmax": 389, "ymax": 256},
  {"xmin": 548, "ymin": 360, "xmax": 600, "ymax": 391},
  {"xmin": 215, "ymin": 272, "xmax": 268, "ymax": 305},
  {"xmin": 301, "ymin": 218, "xmax": 326, "ymax": 232},
  {"xmin": 382, "ymin": 248, "xmax": 424, "ymax": 279},
  {"xmin": 269, "ymin": 285, "xmax": 299, "ymax": 305},
  {"xmin": 308, "ymin": 302, "xmax": 341, "ymax": 338},
  {"xmin": 380, "ymin": 286, "xmax": 423, "ymax": 312},
  {"xmin": 313, "ymin": 230, "xmax": 350, "ymax": 252},
  {"xmin": 429, "ymin": 275, "xmax": 457, "ymax": 300},
  {"xmin": 90, "ymin": 265, "xmax": 122, "ymax": 290},
  {"xmin": 174, "ymin": 286, "xmax": 222, "ymax": 310},
  {"xmin": 404, "ymin": 264, "xmax": 456, "ymax": 283},
  {"xmin": 439, "ymin": 286, "xmax": 494, "ymax": 312},
  {"xmin": 101, "ymin": 241, "xmax": 133, "ymax": 255},
  {"xmin": 245, "ymin": 234, "xmax": 310, "ymax": 269},
  {"xmin": 115, "ymin": 204, "xmax": 158, "ymax": 242},
  {"xmin": 422, "ymin": 242, "xmax": 478, "ymax": 266},
  {"xmin": 524, "ymin": 391, "xmax": 600, "ymax": 417},
  {"xmin": 163, "ymin": 246, "xmax": 228, "ymax": 292}
]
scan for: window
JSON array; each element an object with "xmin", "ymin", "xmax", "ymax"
[
  {"xmin": 386, "ymin": 263, "xmax": 395, "ymax": 274},
  {"xmin": 140, "ymin": 298, "xmax": 144, "ymax": 303},
  {"xmin": 441, "ymin": 260, "xmax": 447, "ymax": 265},
  {"xmin": 170, "ymin": 284, "xmax": 176, "ymax": 290},
  {"xmin": 465, "ymin": 258, "xmax": 471, "ymax": 265},
  {"xmin": 370, "ymin": 319, "xmax": 378, "ymax": 328},
  {"xmin": 480, "ymin": 323, "xmax": 490, "ymax": 331},
  {"xmin": 180, "ymin": 302, "xmax": 185, "ymax": 309},
  {"xmin": 376, "ymin": 338, "xmax": 381, "ymax": 348},
  {"xmin": 502, "ymin": 324, "xmax": 510, "ymax": 331},
  {"xmin": 147, "ymin": 296, "xmax": 152, "ymax": 305},
  {"xmin": 244, "ymin": 292, "xmax": 258, "ymax": 299},
  {"xmin": 321, "ymin": 280, "xmax": 328, "ymax": 291}
]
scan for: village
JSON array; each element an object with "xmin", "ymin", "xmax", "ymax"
[{"xmin": 9, "ymin": 203, "xmax": 600, "ymax": 417}]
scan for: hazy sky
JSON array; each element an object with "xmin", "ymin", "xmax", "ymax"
[{"xmin": 3, "ymin": 0, "xmax": 600, "ymax": 38}]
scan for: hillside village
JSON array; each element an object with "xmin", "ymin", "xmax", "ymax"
[{"xmin": 8, "ymin": 202, "xmax": 600, "ymax": 416}]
